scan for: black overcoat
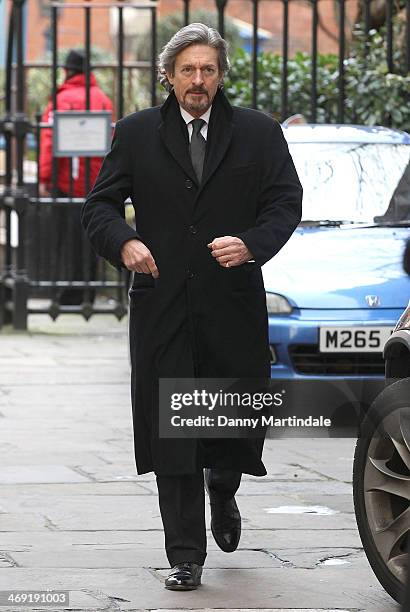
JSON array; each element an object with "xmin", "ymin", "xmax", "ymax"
[{"xmin": 81, "ymin": 87, "xmax": 303, "ymax": 476}]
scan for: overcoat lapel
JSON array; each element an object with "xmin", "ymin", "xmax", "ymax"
[
  {"xmin": 158, "ymin": 89, "xmax": 234, "ymax": 220},
  {"xmin": 158, "ymin": 91, "xmax": 197, "ymax": 186},
  {"xmin": 199, "ymin": 87, "xmax": 233, "ymax": 195}
]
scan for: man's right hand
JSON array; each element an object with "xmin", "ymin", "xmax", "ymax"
[{"xmin": 120, "ymin": 239, "xmax": 159, "ymax": 278}]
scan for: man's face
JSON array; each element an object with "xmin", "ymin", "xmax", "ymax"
[{"xmin": 166, "ymin": 44, "xmax": 223, "ymax": 117}]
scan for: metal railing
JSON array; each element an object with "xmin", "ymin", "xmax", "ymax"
[
  {"xmin": 0, "ymin": 0, "xmax": 157, "ymax": 329},
  {"xmin": 1, "ymin": 0, "xmax": 409, "ymax": 329}
]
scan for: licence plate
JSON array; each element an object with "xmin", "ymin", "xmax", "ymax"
[{"xmin": 319, "ymin": 326, "xmax": 394, "ymax": 353}]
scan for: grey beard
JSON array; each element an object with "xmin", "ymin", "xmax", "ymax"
[{"xmin": 185, "ymin": 93, "xmax": 209, "ymax": 114}]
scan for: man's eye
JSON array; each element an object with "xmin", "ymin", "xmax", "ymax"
[
  {"xmin": 182, "ymin": 67, "xmax": 193, "ymax": 74},
  {"xmin": 205, "ymin": 68, "xmax": 215, "ymax": 74}
]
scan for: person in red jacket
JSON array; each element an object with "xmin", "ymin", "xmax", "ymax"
[
  {"xmin": 39, "ymin": 49, "xmax": 114, "ymax": 197},
  {"xmin": 39, "ymin": 49, "xmax": 114, "ymax": 305}
]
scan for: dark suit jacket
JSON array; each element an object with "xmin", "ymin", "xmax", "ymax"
[{"xmin": 81, "ymin": 87, "xmax": 303, "ymax": 476}]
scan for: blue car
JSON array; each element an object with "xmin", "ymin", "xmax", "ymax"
[{"xmin": 264, "ymin": 124, "xmax": 410, "ymax": 380}]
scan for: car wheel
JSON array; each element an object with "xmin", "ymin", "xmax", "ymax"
[{"xmin": 353, "ymin": 377, "xmax": 410, "ymax": 604}]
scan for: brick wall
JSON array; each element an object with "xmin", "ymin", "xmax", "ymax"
[
  {"xmin": 159, "ymin": 0, "xmax": 359, "ymax": 54},
  {"xmin": 26, "ymin": 0, "xmax": 113, "ymax": 61},
  {"xmin": 26, "ymin": 0, "xmax": 359, "ymax": 61}
]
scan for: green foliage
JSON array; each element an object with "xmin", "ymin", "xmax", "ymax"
[
  {"xmin": 2, "ymin": 19, "xmax": 408, "ymax": 129},
  {"xmin": 225, "ymin": 24, "xmax": 410, "ymax": 130},
  {"xmin": 343, "ymin": 23, "xmax": 410, "ymax": 128}
]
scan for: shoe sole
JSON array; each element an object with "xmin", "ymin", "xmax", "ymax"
[{"xmin": 165, "ymin": 583, "xmax": 201, "ymax": 591}]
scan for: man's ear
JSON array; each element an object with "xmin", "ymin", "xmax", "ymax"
[{"xmin": 166, "ymin": 72, "xmax": 174, "ymax": 86}]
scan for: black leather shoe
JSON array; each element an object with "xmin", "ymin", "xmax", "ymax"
[
  {"xmin": 164, "ymin": 562, "xmax": 203, "ymax": 590},
  {"xmin": 204, "ymin": 469, "xmax": 241, "ymax": 553}
]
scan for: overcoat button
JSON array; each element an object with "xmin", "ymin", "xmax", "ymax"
[
  {"xmin": 185, "ymin": 179, "xmax": 193, "ymax": 189},
  {"xmin": 187, "ymin": 270, "xmax": 194, "ymax": 279},
  {"xmin": 189, "ymin": 225, "xmax": 197, "ymax": 234}
]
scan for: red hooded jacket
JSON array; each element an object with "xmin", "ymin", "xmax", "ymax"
[{"xmin": 39, "ymin": 73, "xmax": 114, "ymax": 197}]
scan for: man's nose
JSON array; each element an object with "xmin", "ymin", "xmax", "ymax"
[{"xmin": 192, "ymin": 69, "xmax": 204, "ymax": 85}]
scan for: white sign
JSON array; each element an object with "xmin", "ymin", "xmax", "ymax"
[{"xmin": 53, "ymin": 111, "xmax": 112, "ymax": 157}]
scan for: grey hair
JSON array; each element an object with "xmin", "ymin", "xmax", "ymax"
[{"xmin": 157, "ymin": 23, "xmax": 230, "ymax": 92}]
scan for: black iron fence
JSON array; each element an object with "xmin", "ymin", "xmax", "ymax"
[
  {"xmin": 0, "ymin": 0, "xmax": 158, "ymax": 329},
  {"xmin": 1, "ymin": 0, "xmax": 409, "ymax": 329}
]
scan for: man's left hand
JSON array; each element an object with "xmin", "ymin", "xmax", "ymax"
[{"xmin": 207, "ymin": 236, "xmax": 254, "ymax": 268}]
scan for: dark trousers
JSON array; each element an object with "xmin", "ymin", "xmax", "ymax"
[{"xmin": 156, "ymin": 465, "xmax": 242, "ymax": 567}]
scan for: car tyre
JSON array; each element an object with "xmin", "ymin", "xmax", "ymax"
[{"xmin": 353, "ymin": 377, "xmax": 410, "ymax": 605}]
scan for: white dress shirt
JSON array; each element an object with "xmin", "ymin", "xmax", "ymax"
[
  {"xmin": 179, "ymin": 105, "xmax": 212, "ymax": 141},
  {"xmin": 179, "ymin": 104, "xmax": 255, "ymax": 263}
]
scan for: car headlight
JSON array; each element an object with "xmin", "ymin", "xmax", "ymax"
[{"xmin": 266, "ymin": 292, "xmax": 293, "ymax": 315}]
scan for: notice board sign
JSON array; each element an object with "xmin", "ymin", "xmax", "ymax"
[{"xmin": 52, "ymin": 111, "xmax": 112, "ymax": 157}]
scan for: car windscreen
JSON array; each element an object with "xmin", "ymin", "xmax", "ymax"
[{"xmin": 288, "ymin": 142, "xmax": 410, "ymax": 223}]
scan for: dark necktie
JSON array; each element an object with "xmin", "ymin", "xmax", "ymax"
[{"xmin": 189, "ymin": 118, "xmax": 206, "ymax": 183}]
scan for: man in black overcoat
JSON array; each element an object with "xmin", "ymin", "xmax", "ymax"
[{"xmin": 81, "ymin": 23, "xmax": 303, "ymax": 590}]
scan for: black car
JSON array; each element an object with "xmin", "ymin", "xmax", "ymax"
[{"xmin": 353, "ymin": 241, "xmax": 410, "ymax": 605}]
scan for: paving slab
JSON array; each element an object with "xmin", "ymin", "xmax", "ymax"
[
  {"xmin": 0, "ymin": 315, "xmax": 400, "ymax": 611},
  {"xmin": 0, "ymin": 564, "xmax": 397, "ymax": 610},
  {"xmin": 0, "ymin": 465, "xmax": 91, "ymax": 484},
  {"xmin": 0, "ymin": 590, "xmax": 106, "ymax": 611},
  {"xmin": 150, "ymin": 609, "xmax": 357, "ymax": 612},
  {"xmin": 0, "ymin": 482, "xmax": 153, "ymax": 498},
  {"xmin": 0, "ymin": 527, "xmax": 363, "ymax": 552},
  {"xmin": 9, "ymin": 549, "xmax": 283, "ymax": 569}
]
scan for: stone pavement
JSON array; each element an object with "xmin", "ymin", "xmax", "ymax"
[{"xmin": 0, "ymin": 313, "xmax": 399, "ymax": 611}]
